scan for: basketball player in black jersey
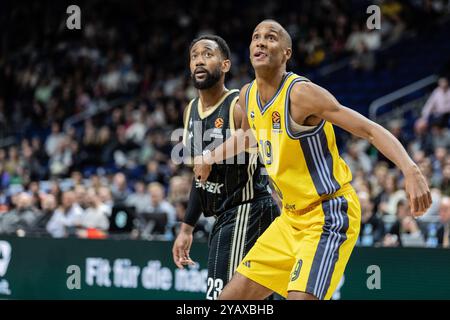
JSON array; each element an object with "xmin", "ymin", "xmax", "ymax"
[{"xmin": 172, "ymin": 35, "xmax": 280, "ymax": 300}]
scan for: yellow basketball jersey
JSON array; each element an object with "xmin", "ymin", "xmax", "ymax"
[{"xmin": 246, "ymin": 72, "xmax": 353, "ymax": 211}]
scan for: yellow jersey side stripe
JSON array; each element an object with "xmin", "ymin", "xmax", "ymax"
[{"xmin": 299, "ymin": 131, "xmax": 341, "ymax": 195}]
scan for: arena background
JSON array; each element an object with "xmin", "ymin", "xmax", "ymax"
[{"xmin": 0, "ymin": 0, "xmax": 449, "ymax": 300}]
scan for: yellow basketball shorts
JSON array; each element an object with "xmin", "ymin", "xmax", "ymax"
[{"xmin": 236, "ymin": 186, "xmax": 361, "ymax": 299}]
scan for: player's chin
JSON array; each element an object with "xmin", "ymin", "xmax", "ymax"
[{"xmin": 251, "ymin": 59, "xmax": 270, "ymax": 68}]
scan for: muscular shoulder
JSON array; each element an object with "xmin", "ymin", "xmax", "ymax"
[
  {"xmin": 289, "ymin": 81, "xmax": 339, "ymax": 117},
  {"xmin": 183, "ymin": 99, "xmax": 195, "ymax": 126},
  {"xmin": 230, "ymin": 83, "xmax": 253, "ymax": 130},
  {"xmin": 239, "ymin": 83, "xmax": 252, "ymax": 102}
]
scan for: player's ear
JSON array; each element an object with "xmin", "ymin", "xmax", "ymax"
[
  {"xmin": 285, "ymin": 48, "xmax": 292, "ymax": 61},
  {"xmin": 222, "ymin": 59, "xmax": 231, "ymax": 73}
]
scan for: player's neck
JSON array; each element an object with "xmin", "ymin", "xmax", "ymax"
[
  {"xmin": 255, "ymin": 68, "xmax": 287, "ymax": 105},
  {"xmin": 198, "ymin": 82, "xmax": 227, "ymax": 111}
]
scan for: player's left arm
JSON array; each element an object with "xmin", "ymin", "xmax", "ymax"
[{"xmin": 290, "ymin": 82, "xmax": 432, "ymax": 216}]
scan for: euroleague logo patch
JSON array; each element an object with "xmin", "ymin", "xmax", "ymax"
[
  {"xmin": 214, "ymin": 117, "xmax": 224, "ymax": 128},
  {"xmin": 272, "ymin": 111, "xmax": 281, "ymax": 130}
]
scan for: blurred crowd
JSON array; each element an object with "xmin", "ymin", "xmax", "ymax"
[
  {"xmin": 0, "ymin": 0, "xmax": 449, "ymax": 246},
  {"xmin": 0, "ymin": 170, "xmax": 214, "ymax": 241}
]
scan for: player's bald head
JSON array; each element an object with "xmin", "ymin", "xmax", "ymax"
[{"xmin": 256, "ymin": 19, "xmax": 292, "ymax": 49}]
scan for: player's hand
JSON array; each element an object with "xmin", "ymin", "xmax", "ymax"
[
  {"xmin": 404, "ymin": 165, "xmax": 432, "ymax": 217},
  {"xmin": 172, "ymin": 226, "xmax": 195, "ymax": 269},
  {"xmin": 193, "ymin": 154, "xmax": 212, "ymax": 183}
]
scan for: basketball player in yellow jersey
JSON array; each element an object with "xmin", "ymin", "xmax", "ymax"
[{"xmin": 194, "ymin": 20, "xmax": 432, "ymax": 300}]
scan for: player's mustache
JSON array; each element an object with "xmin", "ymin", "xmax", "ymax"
[{"xmin": 194, "ymin": 67, "xmax": 209, "ymax": 75}]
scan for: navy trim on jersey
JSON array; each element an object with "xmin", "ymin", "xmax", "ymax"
[
  {"xmin": 298, "ymin": 127, "xmax": 340, "ymax": 196},
  {"xmin": 305, "ymin": 196, "xmax": 349, "ymax": 299},
  {"xmin": 284, "ymin": 78, "xmax": 326, "ymax": 140},
  {"xmin": 245, "ymin": 81, "xmax": 254, "ymax": 113},
  {"xmin": 256, "ymin": 72, "xmax": 293, "ymax": 115}
]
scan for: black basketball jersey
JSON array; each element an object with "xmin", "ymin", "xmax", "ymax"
[{"xmin": 183, "ymin": 90, "xmax": 270, "ymax": 217}]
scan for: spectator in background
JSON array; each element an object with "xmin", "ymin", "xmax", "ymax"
[
  {"xmin": 125, "ymin": 109, "xmax": 148, "ymax": 144},
  {"xmin": 126, "ymin": 181, "xmax": 152, "ymax": 214},
  {"xmin": 350, "ymin": 42, "xmax": 375, "ymax": 71},
  {"xmin": 430, "ymin": 122, "xmax": 450, "ymax": 150},
  {"xmin": 143, "ymin": 160, "xmax": 166, "ymax": 185},
  {"xmin": 4, "ymin": 146, "xmax": 21, "ymax": 176},
  {"xmin": 378, "ymin": 172, "xmax": 407, "ymax": 222},
  {"xmin": 380, "ymin": 0, "xmax": 407, "ymax": 44},
  {"xmin": 388, "ymin": 119, "xmax": 408, "ymax": 148},
  {"xmin": 110, "ymin": 172, "xmax": 130, "ymax": 203},
  {"xmin": 383, "ymin": 200, "xmax": 426, "ymax": 247},
  {"xmin": 437, "ymin": 196, "xmax": 450, "ymax": 248},
  {"xmin": 109, "ymin": 125, "xmax": 141, "ymax": 168},
  {"xmin": 304, "ymin": 28, "xmax": 326, "ymax": 67},
  {"xmin": 144, "ymin": 182, "xmax": 176, "ymax": 240},
  {"xmin": 430, "ymin": 147, "xmax": 447, "ymax": 187},
  {"xmin": 31, "ymin": 137, "xmax": 49, "ymax": 169},
  {"xmin": 358, "ymin": 191, "xmax": 385, "ymax": 246},
  {"xmin": 168, "ymin": 175, "xmax": 191, "ymax": 204},
  {"xmin": 25, "ymin": 146, "xmax": 46, "ymax": 181},
  {"xmin": 98, "ymin": 186, "xmax": 114, "ymax": 209},
  {"xmin": 420, "ymin": 77, "xmax": 450, "ymax": 127},
  {"xmin": 408, "ymin": 118, "xmax": 434, "ymax": 156},
  {"xmin": 345, "ymin": 22, "xmax": 365, "ymax": 53},
  {"xmin": 347, "ymin": 22, "xmax": 380, "ymax": 71},
  {"xmin": 139, "ymin": 133, "xmax": 156, "ymax": 165},
  {"xmin": 375, "ymin": 120, "xmax": 407, "ymax": 167},
  {"xmin": 48, "ymin": 181, "xmax": 62, "ymax": 204},
  {"xmin": 342, "ymin": 139, "xmax": 373, "ymax": 174},
  {"xmin": 46, "ymin": 190, "xmax": 84, "ymax": 238},
  {"xmin": 78, "ymin": 188, "xmax": 110, "ymax": 232},
  {"xmin": 48, "ymin": 136, "xmax": 74, "ymax": 177},
  {"xmin": 71, "ymin": 171, "xmax": 84, "ymax": 186},
  {"xmin": 32, "ymin": 193, "xmax": 57, "ymax": 236},
  {"xmin": 369, "ymin": 162, "xmax": 388, "ymax": 202},
  {"xmin": 400, "ymin": 215, "xmax": 426, "ymax": 247},
  {"xmin": 45, "ymin": 122, "xmax": 66, "ymax": 158},
  {"xmin": 74, "ymin": 184, "xmax": 88, "ymax": 210},
  {"xmin": 0, "ymin": 162, "xmax": 10, "ymax": 191},
  {"xmin": 383, "ymin": 199, "xmax": 408, "ymax": 247},
  {"xmin": 27, "ymin": 181, "xmax": 42, "ymax": 211},
  {"xmin": 440, "ymin": 157, "xmax": 450, "ymax": 196},
  {"xmin": 0, "ymin": 192, "xmax": 41, "ymax": 236}
]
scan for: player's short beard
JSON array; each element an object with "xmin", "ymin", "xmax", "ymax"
[{"xmin": 191, "ymin": 67, "xmax": 222, "ymax": 90}]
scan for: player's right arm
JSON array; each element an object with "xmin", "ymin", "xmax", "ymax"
[
  {"xmin": 193, "ymin": 84, "xmax": 257, "ymax": 182},
  {"xmin": 172, "ymin": 103, "xmax": 199, "ymax": 269},
  {"xmin": 172, "ymin": 180, "xmax": 199, "ymax": 269}
]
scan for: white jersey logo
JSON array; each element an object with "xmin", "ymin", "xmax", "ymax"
[{"xmin": 196, "ymin": 181, "xmax": 224, "ymax": 194}]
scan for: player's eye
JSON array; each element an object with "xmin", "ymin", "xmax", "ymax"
[
  {"xmin": 191, "ymin": 54, "xmax": 198, "ymax": 59},
  {"xmin": 253, "ymin": 34, "xmax": 259, "ymax": 40},
  {"xmin": 205, "ymin": 52, "xmax": 212, "ymax": 57}
]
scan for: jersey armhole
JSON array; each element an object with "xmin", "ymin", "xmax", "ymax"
[
  {"xmin": 284, "ymin": 79, "xmax": 326, "ymax": 140},
  {"xmin": 244, "ymin": 81, "xmax": 254, "ymax": 114},
  {"xmin": 229, "ymin": 95, "xmax": 239, "ymax": 135},
  {"xmin": 182, "ymin": 99, "xmax": 195, "ymax": 146},
  {"xmin": 244, "ymin": 82, "xmax": 258, "ymax": 154}
]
